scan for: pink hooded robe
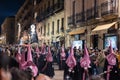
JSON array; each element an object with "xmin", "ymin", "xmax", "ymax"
[
  {"xmin": 106, "ymin": 41, "xmax": 116, "ymax": 66},
  {"xmin": 80, "ymin": 44, "xmax": 91, "ymax": 69},
  {"xmin": 80, "ymin": 44, "xmax": 91, "ymax": 80},
  {"xmin": 20, "ymin": 44, "xmax": 38, "ymax": 77},
  {"xmin": 46, "ymin": 46, "xmax": 53, "ymax": 62},
  {"xmin": 16, "ymin": 47, "xmax": 21, "ymax": 63},
  {"xmin": 106, "ymin": 41, "xmax": 116, "ymax": 80},
  {"xmin": 60, "ymin": 46, "xmax": 66, "ymax": 60},
  {"xmin": 66, "ymin": 47, "xmax": 76, "ymax": 70},
  {"xmin": 41, "ymin": 44, "xmax": 46, "ymax": 55},
  {"xmin": 26, "ymin": 44, "xmax": 38, "ymax": 77},
  {"xmin": 35, "ymin": 46, "xmax": 41, "ymax": 58}
]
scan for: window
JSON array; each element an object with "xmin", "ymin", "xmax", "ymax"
[
  {"xmin": 72, "ymin": 0, "xmax": 75, "ymax": 25},
  {"xmin": 48, "ymin": 1, "xmax": 50, "ymax": 12},
  {"xmin": 52, "ymin": 0, "xmax": 55, "ymax": 10},
  {"xmin": 41, "ymin": 27, "xmax": 42, "ymax": 34},
  {"xmin": 82, "ymin": 0, "xmax": 85, "ymax": 21},
  {"xmin": 52, "ymin": 21, "xmax": 54, "ymax": 34},
  {"xmin": 44, "ymin": 25, "xmax": 46, "ymax": 36},
  {"xmin": 38, "ymin": 28, "xmax": 40, "ymax": 32},
  {"xmin": 10, "ymin": 23, "xmax": 14, "ymax": 29},
  {"xmin": 57, "ymin": 19, "xmax": 60, "ymax": 33},
  {"xmin": 61, "ymin": 18, "xmax": 64, "ymax": 32},
  {"xmin": 48, "ymin": 23, "xmax": 50, "ymax": 35}
]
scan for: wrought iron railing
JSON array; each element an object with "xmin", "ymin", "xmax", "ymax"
[
  {"xmin": 86, "ymin": 7, "xmax": 95, "ymax": 20},
  {"xmin": 68, "ymin": 15, "xmax": 74, "ymax": 25},
  {"xmin": 36, "ymin": 0, "xmax": 64, "ymax": 22},
  {"xmin": 101, "ymin": 0, "xmax": 117, "ymax": 16},
  {"xmin": 76, "ymin": 12, "xmax": 82, "ymax": 23}
]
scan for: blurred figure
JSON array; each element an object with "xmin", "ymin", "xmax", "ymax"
[
  {"xmin": 10, "ymin": 67, "xmax": 31, "ymax": 80},
  {"xmin": 35, "ymin": 74, "xmax": 51, "ymax": 80},
  {"xmin": 90, "ymin": 75, "xmax": 104, "ymax": 80},
  {"xmin": 96, "ymin": 50, "xmax": 105, "ymax": 74},
  {"xmin": 115, "ymin": 50, "xmax": 120, "ymax": 78},
  {"xmin": 0, "ymin": 54, "xmax": 11, "ymax": 80},
  {"xmin": 103, "ymin": 43, "xmax": 119, "ymax": 80}
]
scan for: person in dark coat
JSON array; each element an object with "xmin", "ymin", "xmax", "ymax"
[
  {"xmin": 103, "ymin": 59, "xmax": 119, "ymax": 80},
  {"xmin": 38, "ymin": 54, "xmax": 46, "ymax": 74},
  {"xmin": 42, "ymin": 46, "xmax": 54, "ymax": 78},
  {"xmin": 103, "ymin": 43, "xmax": 119, "ymax": 80}
]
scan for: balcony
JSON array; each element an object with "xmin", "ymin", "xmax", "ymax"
[
  {"xmin": 45, "ymin": 0, "xmax": 64, "ymax": 18},
  {"xmin": 86, "ymin": 7, "xmax": 95, "ymax": 20},
  {"xmin": 76, "ymin": 12, "xmax": 82, "ymax": 23},
  {"xmin": 101, "ymin": 1, "xmax": 118, "ymax": 18},
  {"xmin": 53, "ymin": 0, "xmax": 64, "ymax": 13},
  {"xmin": 76, "ymin": 11, "xmax": 86, "ymax": 24},
  {"xmin": 36, "ymin": 0, "xmax": 64, "ymax": 22},
  {"xmin": 68, "ymin": 15, "xmax": 74, "ymax": 26}
]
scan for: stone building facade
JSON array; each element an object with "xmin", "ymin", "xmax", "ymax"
[
  {"xmin": 66, "ymin": 0, "xmax": 120, "ymax": 49},
  {"xmin": 1, "ymin": 16, "xmax": 15, "ymax": 44},
  {"xmin": 34, "ymin": 0, "xmax": 64, "ymax": 47},
  {"xmin": 15, "ymin": 0, "xmax": 34, "ymax": 43},
  {"xmin": 15, "ymin": 0, "xmax": 120, "ymax": 49}
]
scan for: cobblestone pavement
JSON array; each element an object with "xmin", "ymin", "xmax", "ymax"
[
  {"xmin": 52, "ymin": 63, "xmax": 64, "ymax": 80},
  {"xmin": 52, "ymin": 70, "xmax": 64, "ymax": 80}
]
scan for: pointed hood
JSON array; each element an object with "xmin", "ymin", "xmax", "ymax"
[
  {"xmin": 21, "ymin": 50, "xmax": 26, "ymax": 63},
  {"xmin": 16, "ymin": 47, "xmax": 21, "ymax": 63},
  {"xmin": 35, "ymin": 46, "xmax": 40, "ymax": 57},
  {"xmin": 41, "ymin": 44, "xmax": 46, "ymax": 54},
  {"xmin": 61, "ymin": 46, "xmax": 66, "ymax": 57},
  {"xmin": 66, "ymin": 47, "xmax": 76, "ymax": 69},
  {"xmin": 80, "ymin": 44, "xmax": 91, "ymax": 69},
  {"xmin": 46, "ymin": 46, "xmax": 53, "ymax": 62},
  {"xmin": 27, "ymin": 44, "xmax": 38, "ymax": 77},
  {"xmin": 106, "ymin": 41, "xmax": 116, "ymax": 65},
  {"xmin": 29, "ymin": 64, "xmax": 38, "ymax": 77},
  {"xmin": 19, "ymin": 48, "xmax": 28, "ymax": 70},
  {"xmin": 27, "ymin": 44, "xmax": 33, "ymax": 62}
]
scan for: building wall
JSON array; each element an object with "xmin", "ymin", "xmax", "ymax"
[
  {"xmin": 15, "ymin": 0, "xmax": 34, "ymax": 43},
  {"xmin": 15, "ymin": 0, "xmax": 120, "ymax": 49},
  {"xmin": 1, "ymin": 16, "xmax": 15, "ymax": 44},
  {"xmin": 34, "ymin": 0, "xmax": 65, "ymax": 46},
  {"xmin": 65, "ymin": 0, "xmax": 119, "ymax": 49}
]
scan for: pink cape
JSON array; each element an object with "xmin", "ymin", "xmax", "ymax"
[
  {"xmin": 20, "ymin": 44, "xmax": 38, "ymax": 77},
  {"xmin": 60, "ymin": 46, "xmax": 66, "ymax": 60},
  {"xmin": 46, "ymin": 46, "xmax": 53, "ymax": 62},
  {"xmin": 66, "ymin": 47, "xmax": 76, "ymax": 69},
  {"xmin": 80, "ymin": 44, "xmax": 91, "ymax": 69}
]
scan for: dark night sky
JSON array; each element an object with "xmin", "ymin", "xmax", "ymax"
[{"xmin": 0, "ymin": 0, "xmax": 25, "ymax": 31}]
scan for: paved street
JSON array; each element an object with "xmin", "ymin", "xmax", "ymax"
[
  {"xmin": 52, "ymin": 64, "xmax": 64, "ymax": 80},
  {"xmin": 53, "ymin": 70, "xmax": 64, "ymax": 80}
]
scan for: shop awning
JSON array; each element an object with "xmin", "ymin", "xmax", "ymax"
[
  {"xmin": 92, "ymin": 22, "xmax": 117, "ymax": 32},
  {"xmin": 69, "ymin": 28, "xmax": 85, "ymax": 35}
]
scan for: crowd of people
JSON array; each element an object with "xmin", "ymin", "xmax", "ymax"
[{"xmin": 0, "ymin": 42, "xmax": 120, "ymax": 80}]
